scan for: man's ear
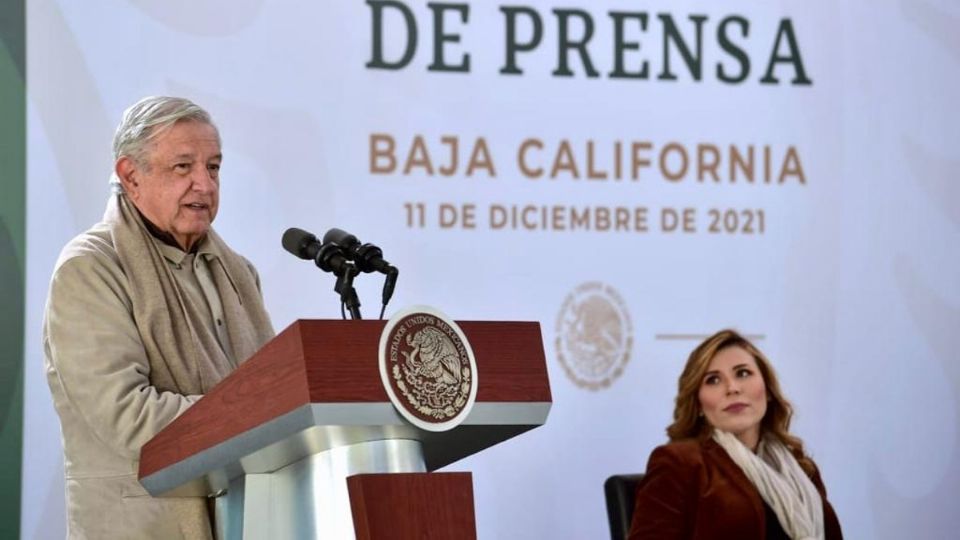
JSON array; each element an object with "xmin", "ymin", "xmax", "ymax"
[{"xmin": 115, "ymin": 157, "xmax": 140, "ymax": 200}]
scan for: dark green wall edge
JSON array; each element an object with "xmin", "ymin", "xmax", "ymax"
[{"xmin": 0, "ymin": 1, "xmax": 25, "ymax": 538}]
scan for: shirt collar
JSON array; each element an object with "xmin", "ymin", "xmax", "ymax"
[
  {"xmin": 153, "ymin": 239, "xmax": 189, "ymax": 265},
  {"xmin": 137, "ymin": 208, "xmax": 216, "ymax": 264}
]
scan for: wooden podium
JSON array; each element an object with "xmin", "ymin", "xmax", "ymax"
[{"xmin": 138, "ymin": 319, "xmax": 551, "ymax": 539}]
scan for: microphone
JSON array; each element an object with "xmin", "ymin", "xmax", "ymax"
[
  {"xmin": 282, "ymin": 227, "xmax": 321, "ymax": 260},
  {"xmin": 322, "ymin": 228, "xmax": 399, "ymax": 308},
  {"xmin": 281, "ymin": 227, "xmax": 352, "ymax": 275},
  {"xmin": 322, "ymin": 228, "xmax": 396, "ymax": 275}
]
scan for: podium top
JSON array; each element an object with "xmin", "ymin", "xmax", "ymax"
[{"xmin": 139, "ymin": 319, "xmax": 551, "ymax": 496}]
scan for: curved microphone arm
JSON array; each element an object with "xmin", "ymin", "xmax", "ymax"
[{"xmin": 378, "ymin": 265, "xmax": 399, "ymax": 319}]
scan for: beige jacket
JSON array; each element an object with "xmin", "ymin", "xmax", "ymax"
[{"xmin": 43, "ymin": 222, "xmax": 264, "ymax": 539}]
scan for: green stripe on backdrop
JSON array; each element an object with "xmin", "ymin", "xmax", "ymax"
[{"xmin": 0, "ymin": 0, "xmax": 25, "ymax": 538}]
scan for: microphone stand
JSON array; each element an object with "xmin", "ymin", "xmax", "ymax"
[
  {"xmin": 312, "ymin": 242, "xmax": 363, "ymax": 320},
  {"xmin": 334, "ymin": 263, "xmax": 362, "ymax": 319}
]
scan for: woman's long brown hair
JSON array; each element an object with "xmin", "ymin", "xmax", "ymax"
[{"xmin": 665, "ymin": 329, "xmax": 815, "ymax": 475}]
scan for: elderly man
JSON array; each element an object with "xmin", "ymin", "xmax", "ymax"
[{"xmin": 43, "ymin": 96, "xmax": 275, "ymax": 538}]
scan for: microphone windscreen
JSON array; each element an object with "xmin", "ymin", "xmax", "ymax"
[
  {"xmin": 281, "ymin": 227, "xmax": 317, "ymax": 260},
  {"xmin": 323, "ymin": 228, "xmax": 359, "ymax": 249}
]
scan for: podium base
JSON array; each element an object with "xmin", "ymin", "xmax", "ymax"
[{"xmin": 216, "ymin": 438, "xmax": 426, "ymax": 539}]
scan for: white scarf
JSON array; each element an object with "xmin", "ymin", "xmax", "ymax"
[{"xmin": 713, "ymin": 429, "xmax": 824, "ymax": 540}]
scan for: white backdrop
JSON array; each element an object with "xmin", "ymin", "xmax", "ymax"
[{"xmin": 23, "ymin": 0, "xmax": 960, "ymax": 538}]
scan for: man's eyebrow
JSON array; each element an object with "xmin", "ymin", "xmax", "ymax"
[{"xmin": 169, "ymin": 153, "xmax": 222, "ymax": 161}]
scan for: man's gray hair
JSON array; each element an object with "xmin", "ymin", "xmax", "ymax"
[
  {"xmin": 112, "ymin": 96, "xmax": 218, "ymax": 164},
  {"xmin": 110, "ymin": 96, "xmax": 218, "ymax": 193}
]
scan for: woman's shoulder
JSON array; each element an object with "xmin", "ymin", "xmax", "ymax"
[
  {"xmin": 646, "ymin": 438, "xmax": 713, "ymax": 468},
  {"xmin": 652, "ymin": 438, "xmax": 712, "ymax": 456},
  {"xmin": 636, "ymin": 439, "xmax": 715, "ymax": 506}
]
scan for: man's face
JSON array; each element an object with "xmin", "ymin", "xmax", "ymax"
[{"xmin": 117, "ymin": 120, "xmax": 221, "ymax": 251}]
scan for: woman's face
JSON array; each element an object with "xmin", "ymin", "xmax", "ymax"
[{"xmin": 697, "ymin": 346, "xmax": 768, "ymax": 450}]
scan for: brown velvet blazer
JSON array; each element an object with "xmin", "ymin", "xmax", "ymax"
[{"xmin": 628, "ymin": 438, "xmax": 842, "ymax": 539}]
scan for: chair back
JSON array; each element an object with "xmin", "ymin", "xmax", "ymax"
[{"xmin": 603, "ymin": 474, "xmax": 644, "ymax": 540}]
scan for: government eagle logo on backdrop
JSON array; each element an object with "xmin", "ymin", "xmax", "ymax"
[{"xmin": 556, "ymin": 282, "xmax": 633, "ymax": 391}]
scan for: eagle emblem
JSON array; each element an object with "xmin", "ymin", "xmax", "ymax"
[{"xmin": 379, "ymin": 307, "xmax": 478, "ymax": 431}]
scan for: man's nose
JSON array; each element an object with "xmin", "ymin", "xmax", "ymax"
[{"xmin": 191, "ymin": 167, "xmax": 216, "ymax": 192}]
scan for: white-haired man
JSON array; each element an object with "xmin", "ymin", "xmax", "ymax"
[{"xmin": 43, "ymin": 96, "xmax": 275, "ymax": 538}]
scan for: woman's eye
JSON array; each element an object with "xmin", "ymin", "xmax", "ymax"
[
  {"xmin": 737, "ymin": 369, "xmax": 752, "ymax": 378},
  {"xmin": 704, "ymin": 375, "xmax": 719, "ymax": 385}
]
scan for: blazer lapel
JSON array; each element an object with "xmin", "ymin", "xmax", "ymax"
[{"xmin": 703, "ymin": 438, "xmax": 767, "ymax": 524}]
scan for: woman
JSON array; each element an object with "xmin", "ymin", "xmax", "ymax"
[{"xmin": 628, "ymin": 330, "xmax": 842, "ymax": 539}]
